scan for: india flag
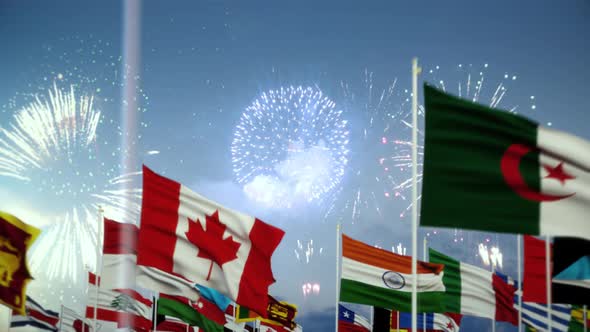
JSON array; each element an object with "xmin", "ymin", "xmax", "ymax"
[
  {"xmin": 420, "ymin": 84, "xmax": 590, "ymax": 240},
  {"xmin": 340, "ymin": 234, "xmax": 446, "ymax": 312},
  {"xmin": 429, "ymin": 249, "xmax": 517, "ymax": 324}
]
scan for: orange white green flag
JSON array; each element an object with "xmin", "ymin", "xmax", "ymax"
[{"xmin": 339, "ymin": 234, "xmax": 446, "ymax": 312}]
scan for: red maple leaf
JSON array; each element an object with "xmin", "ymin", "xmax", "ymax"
[{"xmin": 185, "ymin": 210, "xmax": 241, "ymax": 280}]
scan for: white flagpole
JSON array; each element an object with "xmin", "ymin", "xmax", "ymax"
[
  {"xmin": 59, "ymin": 305, "xmax": 63, "ymax": 332},
  {"xmin": 153, "ymin": 294, "xmax": 159, "ymax": 332},
  {"xmin": 517, "ymin": 235, "xmax": 523, "ymax": 332},
  {"xmin": 422, "ymin": 237, "xmax": 427, "ymax": 332},
  {"xmin": 583, "ymin": 305, "xmax": 587, "ymax": 332},
  {"xmin": 545, "ymin": 235, "xmax": 552, "ymax": 332},
  {"xmin": 335, "ymin": 223, "xmax": 341, "ymax": 332},
  {"xmin": 397, "ymin": 311, "xmax": 400, "ymax": 332},
  {"xmin": 93, "ymin": 205, "xmax": 104, "ymax": 332},
  {"xmin": 491, "ymin": 260, "xmax": 496, "ymax": 332},
  {"xmin": 411, "ymin": 57, "xmax": 421, "ymax": 332}
]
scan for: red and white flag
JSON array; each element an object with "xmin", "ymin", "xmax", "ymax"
[
  {"xmin": 523, "ymin": 235, "xmax": 551, "ymax": 303},
  {"xmin": 85, "ymin": 272, "xmax": 153, "ymax": 331},
  {"xmin": 60, "ymin": 306, "xmax": 95, "ymax": 332},
  {"xmin": 101, "ymin": 218, "xmax": 138, "ymax": 290},
  {"xmin": 136, "ymin": 166, "xmax": 285, "ymax": 316}
]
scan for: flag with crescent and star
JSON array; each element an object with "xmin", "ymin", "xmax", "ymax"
[{"xmin": 421, "ymin": 84, "xmax": 590, "ymax": 240}]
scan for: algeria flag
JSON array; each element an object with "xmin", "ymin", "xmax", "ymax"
[
  {"xmin": 421, "ymin": 84, "xmax": 590, "ymax": 239},
  {"xmin": 137, "ymin": 166, "xmax": 285, "ymax": 316}
]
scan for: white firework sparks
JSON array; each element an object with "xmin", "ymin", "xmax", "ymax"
[
  {"xmin": 386, "ymin": 63, "xmax": 535, "ymax": 218},
  {"xmin": 324, "ymin": 70, "xmax": 409, "ymax": 223},
  {"xmin": 231, "ymin": 86, "xmax": 349, "ymax": 209},
  {"xmin": 294, "ymin": 238, "xmax": 323, "ymax": 264},
  {"xmin": 0, "ymin": 84, "xmax": 141, "ymax": 282}
]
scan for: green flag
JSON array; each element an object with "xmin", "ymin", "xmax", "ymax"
[
  {"xmin": 420, "ymin": 84, "xmax": 590, "ymax": 239},
  {"xmin": 157, "ymin": 295, "xmax": 223, "ymax": 332}
]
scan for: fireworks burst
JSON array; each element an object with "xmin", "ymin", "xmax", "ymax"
[
  {"xmin": 231, "ymin": 86, "xmax": 349, "ymax": 209},
  {"xmin": 0, "ymin": 84, "xmax": 141, "ymax": 281},
  {"xmin": 324, "ymin": 70, "xmax": 411, "ymax": 223}
]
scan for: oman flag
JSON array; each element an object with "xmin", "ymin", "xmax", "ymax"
[
  {"xmin": 420, "ymin": 85, "xmax": 590, "ymax": 240},
  {"xmin": 429, "ymin": 249, "xmax": 517, "ymax": 325},
  {"xmin": 137, "ymin": 166, "xmax": 285, "ymax": 316}
]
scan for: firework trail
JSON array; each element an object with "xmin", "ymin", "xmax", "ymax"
[
  {"xmin": 0, "ymin": 84, "xmax": 141, "ymax": 282},
  {"xmin": 294, "ymin": 238, "xmax": 323, "ymax": 264},
  {"xmin": 323, "ymin": 70, "xmax": 412, "ymax": 224},
  {"xmin": 231, "ymin": 86, "xmax": 349, "ymax": 209}
]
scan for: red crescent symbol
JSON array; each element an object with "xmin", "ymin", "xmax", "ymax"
[{"xmin": 500, "ymin": 144, "xmax": 575, "ymax": 202}]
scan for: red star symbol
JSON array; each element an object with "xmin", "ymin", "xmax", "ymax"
[
  {"xmin": 543, "ymin": 162, "xmax": 575, "ymax": 185},
  {"xmin": 447, "ymin": 322, "xmax": 454, "ymax": 330}
]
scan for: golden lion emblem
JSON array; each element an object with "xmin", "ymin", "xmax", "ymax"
[{"xmin": 0, "ymin": 236, "xmax": 21, "ymax": 287}]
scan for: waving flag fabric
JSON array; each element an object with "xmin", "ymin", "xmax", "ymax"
[
  {"xmin": 391, "ymin": 311, "xmax": 462, "ymax": 332},
  {"xmin": 85, "ymin": 272, "xmax": 152, "ymax": 331},
  {"xmin": 429, "ymin": 249, "xmax": 517, "ymax": 324},
  {"xmin": 137, "ymin": 166, "xmax": 285, "ymax": 316},
  {"xmin": 552, "ymin": 237, "xmax": 590, "ymax": 305},
  {"xmin": 157, "ymin": 293, "xmax": 224, "ymax": 332},
  {"xmin": 10, "ymin": 296, "xmax": 58, "ymax": 331},
  {"xmin": 100, "ymin": 218, "xmax": 138, "ymax": 290},
  {"xmin": 0, "ymin": 211, "xmax": 40, "ymax": 314},
  {"xmin": 340, "ymin": 234, "xmax": 445, "ymax": 312},
  {"xmin": 338, "ymin": 304, "xmax": 371, "ymax": 332},
  {"xmin": 420, "ymin": 84, "xmax": 590, "ymax": 240},
  {"xmin": 60, "ymin": 305, "xmax": 95, "ymax": 332}
]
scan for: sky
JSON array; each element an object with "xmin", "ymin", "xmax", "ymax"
[{"xmin": 1, "ymin": 1, "xmax": 589, "ymax": 331}]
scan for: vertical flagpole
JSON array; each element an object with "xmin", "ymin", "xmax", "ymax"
[
  {"xmin": 491, "ymin": 260, "xmax": 496, "ymax": 332},
  {"xmin": 397, "ymin": 311, "xmax": 400, "ymax": 332},
  {"xmin": 583, "ymin": 305, "xmax": 587, "ymax": 332},
  {"xmin": 153, "ymin": 294, "xmax": 159, "ymax": 332},
  {"xmin": 335, "ymin": 223, "xmax": 341, "ymax": 332},
  {"xmin": 422, "ymin": 237, "xmax": 427, "ymax": 332},
  {"xmin": 411, "ymin": 57, "xmax": 421, "ymax": 332},
  {"xmin": 517, "ymin": 235, "xmax": 523, "ymax": 332},
  {"xmin": 545, "ymin": 235, "xmax": 552, "ymax": 331},
  {"xmin": 59, "ymin": 305, "xmax": 63, "ymax": 332},
  {"xmin": 93, "ymin": 206, "xmax": 104, "ymax": 332}
]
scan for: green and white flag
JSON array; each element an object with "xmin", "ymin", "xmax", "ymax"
[{"xmin": 421, "ymin": 84, "xmax": 590, "ymax": 239}]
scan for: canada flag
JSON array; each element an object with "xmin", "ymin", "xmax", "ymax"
[{"xmin": 137, "ymin": 166, "xmax": 285, "ymax": 317}]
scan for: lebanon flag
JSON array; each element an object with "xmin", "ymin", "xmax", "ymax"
[
  {"xmin": 340, "ymin": 234, "xmax": 446, "ymax": 312},
  {"xmin": 429, "ymin": 249, "xmax": 517, "ymax": 324},
  {"xmin": 137, "ymin": 166, "xmax": 285, "ymax": 316},
  {"xmin": 86, "ymin": 272, "xmax": 153, "ymax": 331},
  {"xmin": 420, "ymin": 84, "xmax": 590, "ymax": 240}
]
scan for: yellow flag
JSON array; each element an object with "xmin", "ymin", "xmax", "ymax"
[{"xmin": 0, "ymin": 211, "xmax": 40, "ymax": 314}]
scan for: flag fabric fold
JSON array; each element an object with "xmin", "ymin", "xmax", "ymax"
[
  {"xmin": 60, "ymin": 305, "xmax": 95, "ymax": 332},
  {"xmin": 552, "ymin": 237, "xmax": 590, "ymax": 305},
  {"xmin": 10, "ymin": 296, "xmax": 58, "ymax": 331},
  {"xmin": 420, "ymin": 84, "xmax": 590, "ymax": 240},
  {"xmin": 429, "ymin": 248, "xmax": 517, "ymax": 324},
  {"xmin": 390, "ymin": 310, "xmax": 462, "ymax": 332},
  {"xmin": 157, "ymin": 293, "xmax": 224, "ymax": 332},
  {"xmin": 100, "ymin": 218, "xmax": 138, "ymax": 290},
  {"xmin": 137, "ymin": 165, "xmax": 285, "ymax": 316},
  {"xmin": 338, "ymin": 304, "xmax": 371, "ymax": 332},
  {"xmin": 340, "ymin": 234, "xmax": 446, "ymax": 312},
  {"xmin": 85, "ymin": 272, "xmax": 153, "ymax": 331},
  {"xmin": 0, "ymin": 211, "xmax": 40, "ymax": 314}
]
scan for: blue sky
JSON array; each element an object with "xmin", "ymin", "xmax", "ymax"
[{"xmin": 1, "ymin": 1, "xmax": 589, "ymax": 331}]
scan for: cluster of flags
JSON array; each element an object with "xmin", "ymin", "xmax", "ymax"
[
  {"xmin": 1, "ymin": 77, "xmax": 588, "ymax": 331},
  {"xmin": 1, "ymin": 166, "xmax": 300, "ymax": 331},
  {"xmin": 336, "ymin": 83, "xmax": 589, "ymax": 331}
]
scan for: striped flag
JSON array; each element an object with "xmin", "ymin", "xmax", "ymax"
[
  {"xmin": 100, "ymin": 218, "xmax": 138, "ymax": 289},
  {"xmin": 340, "ymin": 234, "xmax": 446, "ymax": 312},
  {"xmin": 85, "ymin": 272, "xmax": 153, "ymax": 331},
  {"xmin": 390, "ymin": 311, "xmax": 462, "ymax": 332},
  {"xmin": 60, "ymin": 305, "xmax": 95, "ymax": 332},
  {"xmin": 429, "ymin": 248, "xmax": 518, "ymax": 325},
  {"xmin": 10, "ymin": 296, "xmax": 58, "ymax": 331},
  {"xmin": 519, "ymin": 302, "xmax": 572, "ymax": 332}
]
